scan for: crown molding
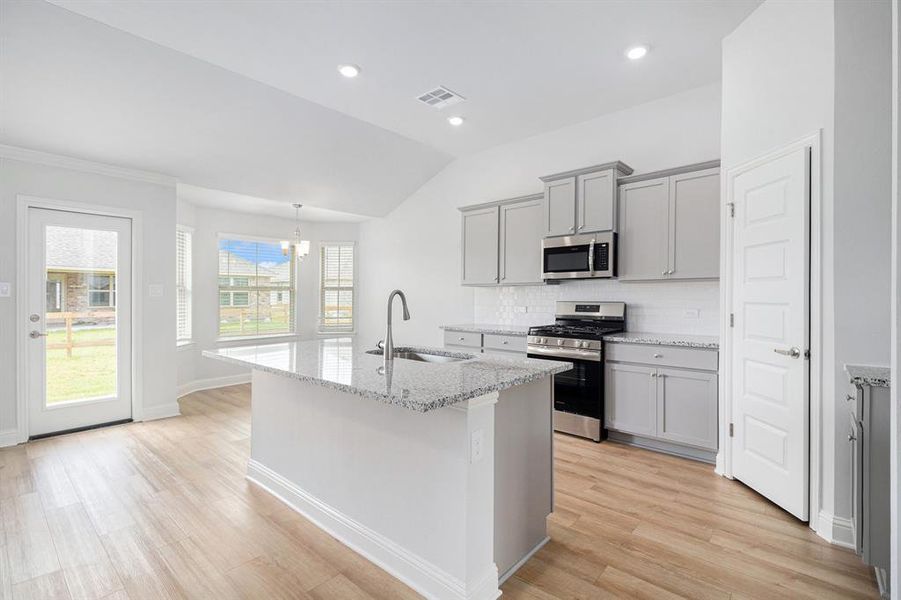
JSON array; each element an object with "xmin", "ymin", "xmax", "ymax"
[{"xmin": 0, "ymin": 144, "xmax": 177, "ymax": 187}]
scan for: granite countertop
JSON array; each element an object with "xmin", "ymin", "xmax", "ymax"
[
  {"xmin": 440, "ymin": 323, "xmax": 532, "ymax": 337},
  {"xmin": 846, "ymin": 364, "xmax": 891, "ymax": 388},
  {"xmin": 602, "ymin": 332, "xmax": 719, "ymax": 350},
  {"xmin": 203, "ymin": 338, "xmax": 570, "ymax": 412}
]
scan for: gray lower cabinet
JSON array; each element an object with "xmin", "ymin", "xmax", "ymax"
[
  {"xmin": 618, "ymin": 161, "xmax": 720, "ymax": 281},
  {"xmin": 461, "ymin": 206, "xmax": 500, "ymax": 285},
  {"xmin": 499, "ymin": 196, "xmax": 544, "ymax": 284},
  {"xmin": 460, "ymin": 194, "xmax": 543, "ymax": 287},
  {"xmin": 605, "ymin": 341, "xmax": 718, "ymax": 460},
  {"xmin": 656, "ymin": 367, "xmax": 718, "ymax": 449},
  {"xmin": 604, "ymin": 362, "xmax": 656, "ymax": 437},
  {"xmin": 443, "ymin": 330, "xmax": 527, "ymax": 357}
]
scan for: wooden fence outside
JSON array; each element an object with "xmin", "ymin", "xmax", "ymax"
[
  {"xmin": 220, "ymin": 304, "xmax": 291, "ymax": 335},
  {"xmin": 45, "ymin": 311, "xmax": 115, "ymax": 358}
]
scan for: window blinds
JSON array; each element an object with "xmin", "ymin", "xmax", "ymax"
[
  {"xmin": 319, "ymin": 243, "xmax": 354, "ymax": 332},
  {"xmin": 176, "ymin": 228, "xmax": 192, "ymax": 342},
  {"xmin": 217, "ymin": 238, "xmax": 296, "ymax": 338}
]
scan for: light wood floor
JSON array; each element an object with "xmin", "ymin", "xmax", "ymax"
[{"xmin": 0, "ymin": 384, "xmax": 878, "ymax": 599}]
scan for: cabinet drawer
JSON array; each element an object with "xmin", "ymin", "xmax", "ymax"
[
  {"xmin": 443, "ymin": 330, "xmax": 482, "ymax": 348},
  {"xmin": 483, "ymin": 333, "xmax": 526, "ymax": 353},
  {"xmin": 606, "ymin": 342, "xmax": 717, "ymax": 371}
]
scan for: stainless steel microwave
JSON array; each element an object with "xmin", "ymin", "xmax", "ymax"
[{"xmin": 541, "ymin": 232, "xmax": 616, "ymax": 280}]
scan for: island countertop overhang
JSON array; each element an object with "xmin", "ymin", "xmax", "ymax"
[{"xmin": 202, "ymin": 338, "xmax": 571, "ymax": 412}]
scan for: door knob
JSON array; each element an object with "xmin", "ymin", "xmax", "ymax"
[
  {"xmin": 29, "ymin": 330, "xmax": 48, "ymax": 339},
  {"xmin": 774, "ymin": 347, "xmax": 801, "ymax": 358}
]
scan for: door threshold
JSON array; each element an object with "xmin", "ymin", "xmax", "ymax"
[{"xmin": 29, "ymin": 418, "xmax": 133, "ymax": 441}]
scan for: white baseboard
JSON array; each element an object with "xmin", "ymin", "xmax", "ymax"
[
  {"xmin": 247, "ymin": 459, "xmax": 500, "ymax": 600},
  {"xmin": 815, "ymin": 509, "xmax": 856, "ymax": 549},
  {"xmin": 141, "ymin": 402, "xmax": 182, "ymax": 422},
  {"xmin": 177, "ymin": 374, "xmax": 251, "ymax": 398},
  {"xmin": 0, "ymin": 428, "xmax": 20, "ymax": 448}
]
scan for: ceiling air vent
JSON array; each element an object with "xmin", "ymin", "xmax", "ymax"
[{"xmin": 416, "ymin": 86, "xmax": 466, "ymax": 109}]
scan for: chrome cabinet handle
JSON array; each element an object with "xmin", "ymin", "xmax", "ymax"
[
  {"xmin": 502, "ymin": 340, "xmax": 508, "ymax": 345},
  {"xmin": 650, "ymin": 372, "xmax": 658, "ymax": 378},
  {"xmin": 846, "ymin": 394, "xmax": 855, "ymax": 403},
  {"xmin": 774, "ymin": 347, "xmax": 801, "ymax": 358},
  {"xmin": 848, "ymin": 432, "xmax": 857, "ymax": 442},
  {"xmin": 662, "ymin": 270, "xmax": 668, "ymax": 276},
  {"xmin": 29, "ymin": 330, "xmax": 48, "ymax": 339},
  {"xmin": 653, "ymin": 353, "xmax": 662, "ymax": 358},
  {"xmin": 458, "ymin": 337, "xmax": 465, "ymax": 341}
]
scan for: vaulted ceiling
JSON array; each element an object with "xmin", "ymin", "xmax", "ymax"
[{"xmin": 1, "ymin": 0, "xmax": 759, "ymax": 218}]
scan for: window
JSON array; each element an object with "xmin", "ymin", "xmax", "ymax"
[
  {"xmin": 176, "ymin": 227, "xmax": 193, "ymax": 342},
  {"xmin": 218, "ymin": 237, "xmax": 296, "ymax": 337},
  {"xmin": 88, "ymin": 274, "xmax": 115, "ymax": 307},
  {"xmin": 319, "ymin": 242, "xmax": 354, "ymax": 333}
]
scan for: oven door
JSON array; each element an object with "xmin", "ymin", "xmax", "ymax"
[{"xmin": 526, "ymin": 346, "xmax": 602, "ymax": 418}]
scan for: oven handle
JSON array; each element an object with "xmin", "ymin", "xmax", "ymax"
[{"xmin": 527, "ymin": 345, "xmax": 601, "ymax": 362}]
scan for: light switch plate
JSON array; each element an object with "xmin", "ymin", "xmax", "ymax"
[
  {"xmin": 514, "ymin": 306, "xmax": 528, "ymax": 313},
  {"xmin": 0, "ymin": 282, "xmax": 9, "ymax": 298},
  {"xmin": 683, "ymin": 309, "xmax": 700, "ymax": 319},
  {"xmin": 148, "ymin": 284, "xmax": 164, "ymax": 298}
]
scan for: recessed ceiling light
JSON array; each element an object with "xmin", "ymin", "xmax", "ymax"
[
  {"xmin": 448, "ymin": 116, "xmax": 464, "ymax": 127},
  {"xmin": 626, "ymin": 45, "xmax": 648, "ymax": 60},
  {"xmin": 338, "ymin": 64, "xmax": 360, "ymax": 78}
]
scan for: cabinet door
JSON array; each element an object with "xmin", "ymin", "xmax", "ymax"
[
  {"xmin": 461, "ymin": 206, "xmax": 499, "ymax": 285},
  {"xmin": 669, "ymin": 167, "xmax": 720, "ymax": 279},
  {"xmin": 656, "ymin": 368, "xmax": 718, "ymax": 450},
  {"xmin": 499, "ymin": 197, "xmax": 544, "ymax": 284},
  {"xmin": 544, "ymin": 177, "xmax": 576, "ymax": 237},
  {"xmin": 618, "ymin": 177, "xmax": 670, "ymax": 280},
  {"xmin": 577, "ymin": 169, "xmax": 615, "ymax": 233},
  {"xmin": 604, "ymin": 362, "xmax": 657, "ymax": 436}
]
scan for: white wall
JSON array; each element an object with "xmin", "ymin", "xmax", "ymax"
[
  {"xmin": 358, "ymin": 83, "xmax": 723, "ymax": 346},
  {"xmin": 723, "ymin": 0, "xmax": 892, "ymax": 539},
  {"xmin": 0, "ymin": 152, "xmax": 178, "ymax": 439},
  {"xmin": 176, "ymin": 200, "xmax": 359, "ymax": 391}
]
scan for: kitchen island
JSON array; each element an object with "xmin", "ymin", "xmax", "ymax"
[{"xmin": 203, "ymin": 338, "xmax": 570, "ymax": 600}]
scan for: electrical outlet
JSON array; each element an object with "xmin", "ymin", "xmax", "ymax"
[
  {"xmin": 470, "ymin": 429, "xmax": 485, "ymax": 463},
  {"xmin": 148, "ymin": 284, "xmax": 164, "ymax": 298},
  {"xmin": 683, "ymin": 309, "xmax": 700, "ymax": 319},
  {"xmin": 0, "ymin": 282, "xmax": 9, "ymax": 298},
  {"xmin": 514, "ymin": 306, "xmax": 528, "ymax": 314}
]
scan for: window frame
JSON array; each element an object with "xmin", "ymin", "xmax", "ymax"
[
  {"xmin": 217, "ymin": 233, "xmax": 298, "ymax": 340},
  {"xmin": 176, "ymin": 226, "xmax": 193, "ymax": 344},
  {"xmin": 318, "ymin": 241, "xmax": 356, "ymax": 335},
  {"xmin": 87, "ymin": 273, "xmax": 116, "ymax": 308}
]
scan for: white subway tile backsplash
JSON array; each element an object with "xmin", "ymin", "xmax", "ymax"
[{"xmin": 474, "ymin": 279, "xmax": 720, "ymax": 335}]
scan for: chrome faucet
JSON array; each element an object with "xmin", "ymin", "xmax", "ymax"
[{"xmin": 381, "ymin": 289, "xmax": 411, "ymax": 363}]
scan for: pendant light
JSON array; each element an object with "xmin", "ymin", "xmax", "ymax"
[{"xmin": 281, "ymin": 203, "xmax": 311, "ymax": 259}]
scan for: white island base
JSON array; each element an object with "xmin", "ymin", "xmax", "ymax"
[{"xmin": 246, "ymin": 369, "xmax": 553, "ymax": 600}]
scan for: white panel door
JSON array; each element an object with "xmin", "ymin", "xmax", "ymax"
[
  {"xmin": 730, "ymin": 146, "xmax": 810, "ymax": 520},
  {"xmin": 27, "ymin": 208, "xmax": 133, "ymax": 437}
]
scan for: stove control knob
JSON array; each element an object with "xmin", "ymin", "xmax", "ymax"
[
  {"xmin": 581, "ymin": 341, "xmax": 589, "ymax": 348},
  {"xmin": 540, "ymin": 337, "xmax": 546, "ymax": 344},
  {"xmin": 557, "ymin": 339, "xmax": 564, "ymax": 346}
]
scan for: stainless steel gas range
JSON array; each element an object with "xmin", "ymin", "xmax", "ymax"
[{"xmin": 526, "ymin": 301, "xmax": 626, "ymax": 442}]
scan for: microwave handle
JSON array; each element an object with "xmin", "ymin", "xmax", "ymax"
[{"xmin": 588, "ymin": 239, "xmax": 595, "ymax": 274}]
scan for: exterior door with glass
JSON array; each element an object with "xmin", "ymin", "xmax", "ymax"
[{"xmin": 27, "ymin": 208, "xmax": 132, "ymax": 437}]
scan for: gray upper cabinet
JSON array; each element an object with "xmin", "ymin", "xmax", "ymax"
[
  {"xmin": 499, "ymin": 196, "xmax": 544, "ymax": 285},
  {"xmin": 618, "ymin": 161, "xmax": 720, "ymax": 281},
  {"xmin": 541, "ymin": 161, "xmax": 633, "ymax": 237},
  {"xmin": 656, "ymin": 367, "xmax": 718, "ymax": 450},
  {"xmin": 577, "ymin": 169, "xmax": 616, "ymax": 233},
  {"xmin": 669, "ymin": 167, "xmax": 720, "ymax": 279},
  {"xmin": 618, "ymin": 177, "xmax": 670, "ymax": 280},
  {"xmin": 460, "ymin": 193, "xmax": 544, "ymax": 287},
  {"xmin": 461, "ymin": 205, "xmax": 499, "ymax": 285},
  {"xmin": 543, "ymin": 177, "xmax": 576, "ymax": 237}
]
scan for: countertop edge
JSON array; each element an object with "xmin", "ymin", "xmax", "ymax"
[
  {"xmin": 202, "ymin": 349, "xmax": 571, "ymax": 412},
  {"xmin": 845, "ymin": 363, "xmax": 891, "ymax": 388},
  {"xmin": 440, "ymin": 324, "xmax": 530, "ymax": 337},
  {"xmin": 602, "ymin": 334, "xmax": 720, "ymax": 350}
]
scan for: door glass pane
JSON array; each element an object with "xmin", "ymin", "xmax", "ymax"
[{"xmin": 45, "ymin": 226, "xmax": 118, "ymax": 405}]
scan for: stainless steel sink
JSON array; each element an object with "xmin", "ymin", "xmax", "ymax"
[{"xmin": 366, "ymin": 349, "xmax": 472, "ymax": 363}]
